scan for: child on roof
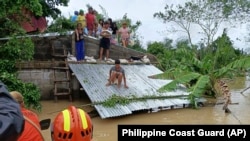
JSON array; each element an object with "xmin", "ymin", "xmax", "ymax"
[{"xmin": 106, "ymin": 59, "xmax": 129, "ymax": 88}]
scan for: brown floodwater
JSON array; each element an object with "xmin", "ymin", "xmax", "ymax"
[{"xmin": 39, "ymin": 77, "xmax": 250, "ymax": 141}]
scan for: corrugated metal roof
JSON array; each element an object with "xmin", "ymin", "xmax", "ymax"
[{"xmin": 69, "ymin": 63, "xmax": 204, "ymax": 119}]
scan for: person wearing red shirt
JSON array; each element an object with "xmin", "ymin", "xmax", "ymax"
[
  {"xmin": 10, "ymin": 91, "xmax": 44, "ymax": 141},
  {"xmin": 85, "ymin": 7, "xmax": 96, "ymax": 37}
]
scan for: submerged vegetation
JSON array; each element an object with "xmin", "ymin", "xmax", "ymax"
[{"xmin": 101, "ymin": 94, "xmax": 190, "ymax": 107}]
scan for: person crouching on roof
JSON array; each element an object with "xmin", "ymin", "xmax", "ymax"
[{"xmin": 106, "ymin": 59, "xmax": 129, "ymax": 88}]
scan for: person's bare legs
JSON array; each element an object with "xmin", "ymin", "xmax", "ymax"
[
  {"xmin": 88, "ymin": 29, "xmax": 93, "ymax": 36},
  {"xmin": 106, "ymin": 72, "xmax": 117, "ymax": 86},
  {"xmin": 122, "ymin": 40, "xmax": 126, "ymax": 47},
  {"xmin": 99, "ymin": 47, "xmax": 103, "ymax": 60},
  {"xmin": 117, "ymin": 73, "xmax": 123, "ymax": 88},
  {"xmin": 106, "ymin": 49, "xmax": 109, "ymax": 60},
  {"xmin": 125, "ymin": 39, "xmax": 129, "ymax": 47}
]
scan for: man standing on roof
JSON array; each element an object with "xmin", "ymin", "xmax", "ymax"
[{"xmin": 106, "ymin": 59, "xmax": 129, "ymax": 88}]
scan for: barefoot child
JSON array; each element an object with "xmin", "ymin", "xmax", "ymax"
[
  {"xmin": 118, "ymin": 22, "xmax": 130, "ymax": 47},
  {"xmin": 106, "ymin": 59, "xmax": 128, "ymax": 88},
  {"xmin": 99, "ymin": 21, "xmax": 112, "ymax": 61}
]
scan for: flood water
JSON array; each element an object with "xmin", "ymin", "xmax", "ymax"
[{"xmin": 39, "ymin": 77, "xmax": 250, "ymax": 141}]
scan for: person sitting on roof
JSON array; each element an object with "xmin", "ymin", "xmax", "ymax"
[
  {"xmin": 51, "ymin": 106, "xmax": 93, "ymax": 141},
  {"xmin": 106, "ymin": 59, "xmax": 129, "ymax": 88}
]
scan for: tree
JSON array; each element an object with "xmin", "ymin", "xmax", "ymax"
[
  {"xmin": 152, "ymin": 1, "xmax": 250, "ymax": 111},
  {"xmin": 151, "ymin": 33, "xmax": 249, "ymax": 111},
  {"xmin": 47, "ymin": 16, "xmax": 75, "ymax": 33},
  {"xmin": 0, "ymin": 0, "xmax": 42, "ymax": 37},
  {"xmin": 147, "ymin": 39, "xmax": 198, "ymax": 71},
  {"xmin": 147, "ymin": 41, "xmax": 169, "ymax": 70},
  {"xmin": 39, "ymin": 0, "xmax": 69, "ymax": 19},
  {"xmin": 211, "ymin": 29, "xmax": 240, "ymax": 69},
  {"xmin": 0, "ymin": 0, "xmax": 65, "ymax": 111},
  {"xmin": 154, "ymin": 0, "xmax": 250, "ymax": 51}
]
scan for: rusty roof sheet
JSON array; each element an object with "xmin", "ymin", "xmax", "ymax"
[{"xmin": 69, "ymin": 63, "xmax": 203, "ymax": 118}]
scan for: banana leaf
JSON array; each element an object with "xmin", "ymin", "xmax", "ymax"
[{"xmin": 158, "ymin": 72, "xmax": 201, "ymax": 92}]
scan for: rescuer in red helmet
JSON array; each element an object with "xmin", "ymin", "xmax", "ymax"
[{"xmin": 51, "ymin": 106, "xmax": 93, "ymax": 141}]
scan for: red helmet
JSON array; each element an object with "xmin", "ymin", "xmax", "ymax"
[{"xmin": 51, "ymin": 106, "xmax": 93, "ymax": 141}]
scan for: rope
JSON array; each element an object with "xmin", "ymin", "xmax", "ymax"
[{"xmin": 23, "ymin": 115, "xmax": 45, "ymax": 141}]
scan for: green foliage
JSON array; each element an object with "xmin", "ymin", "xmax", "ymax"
[
  {"xmin": 0, "ymin": 0, "xmax": 42, "ymax": 37},
  {"xmin": 0, "ymin": 59, "xmax": 17, "ymax": 74},
  {"xmin": 147, "ymin": 41, "xmax": 173, "ymax": 70},
  {"xmin": 129, "ymin": 41, "xmax": 146, "ymax": 52},
  {"xmin": 0, "ymin": 35, "xmax": 34, "ymax": 73},
  {"xmin": 39, "ymin": 0, "xmax": 69, "ymax": 19},
  {"xmin": 102, "ymin": 94, "xmax": 130, "ymax": 107},
  {"xmin": 211, "ymin": 29, "xmax": 239, "ymax": 69},
  {"xmin": 158, "ymin": 72, "xmax": 201, "ymax": 92},
  {"xmin": 154, "ymin": 0, "xmax": 250, "ymax": 48},
  {"xmin": 0, "ymin": 19, "xmax": 25, "ymax": 38},
  {"xmin": 150, "ymin": 68, "xmax": 182, "ymax": 80},
  {"xmin": 47, "ymin": 16, "xmax": 75, "ymax": 33},
  {"xmin": 152, "ymin": 33, "xmax": 248, "ymax": 108},
  {"xmin": 0, "ymin": 72, "xmax": 41, "ymax": 111},
  {"xmin": 214, "ymin": 57, "xmax": 250, "ymax": 78},
  {"xmin": 147, "ymin": 42, "xmax": 166, "ymax": 56},
  {"xmin": 0, "ymin": 35, "xmax": 34, "ymax": 60},
  {"xmin": 101, "ymin": 94, "xmax": 189, "ymax": 107},
  {"xmin": 112, "ymin": 13, "xmax": 144, "ymax": 50},
  {"xmin": 207, "ymin": 0, "xmax": 250, "ymax": 20},
  {"xmin": 0, "ymin": 36, "xmax": 41, "ymax": 111},
  {"xmin": 188, "ymin": 75, "xmax": 210, "ymax": 107},
  {"xmin": 0, "ymin": 0, "xmax": 42, "ymax": 17},
  {"xmin": 0, "ymin": 0, "xmax": 43, "ymax": 111}
]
